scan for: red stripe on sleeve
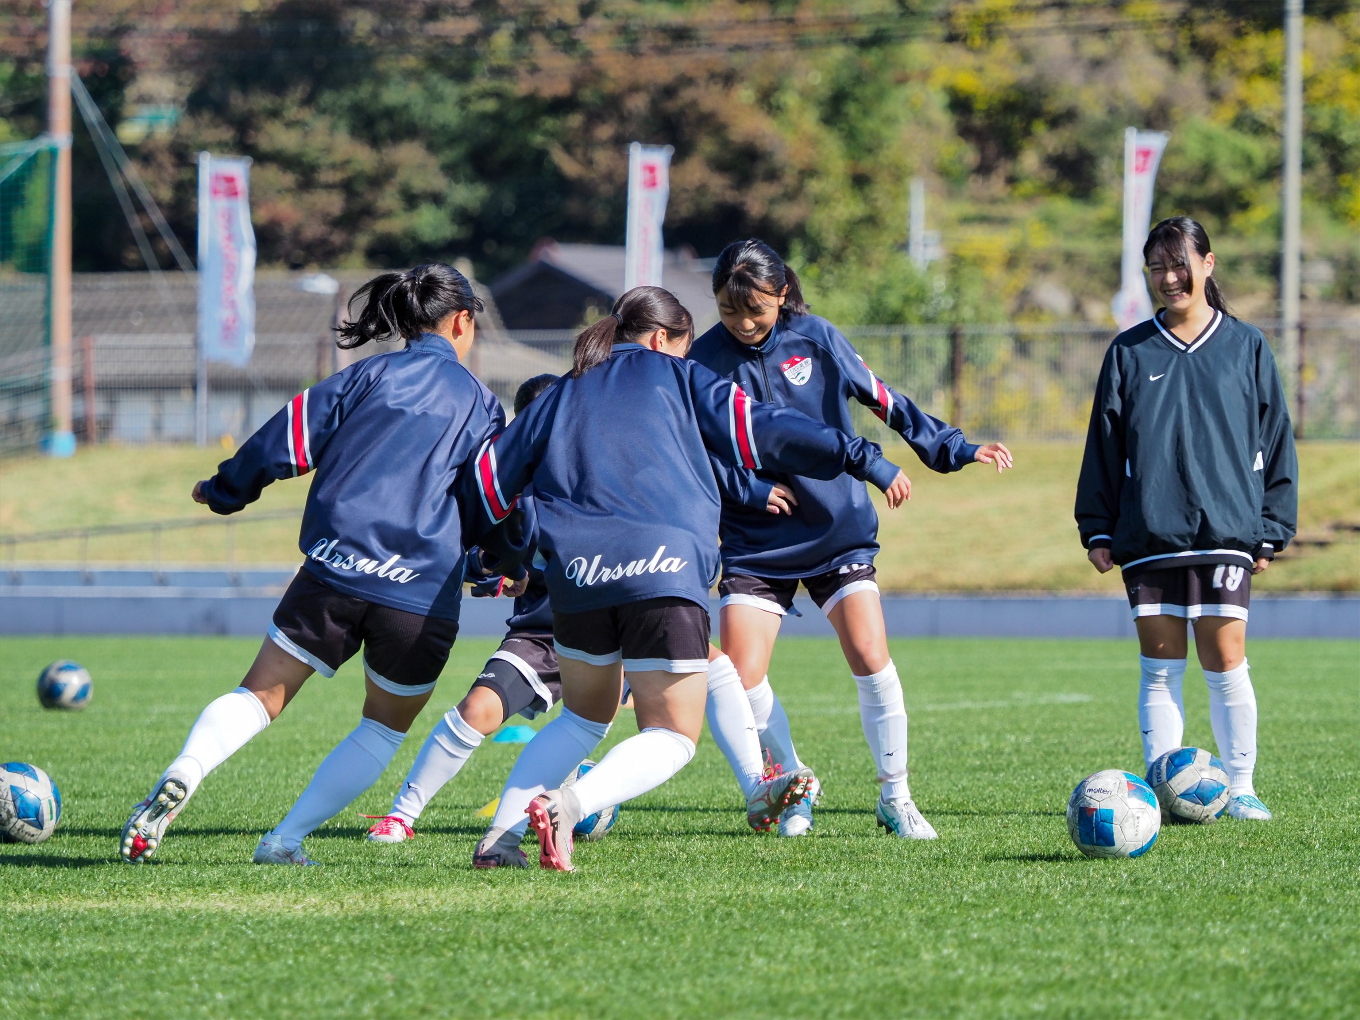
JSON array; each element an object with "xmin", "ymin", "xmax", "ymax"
[
  {"xmin": 872, "ymin": 377, "xmax": 890, "ymax": 423},
  {"xmin": 733, "ymin": 387, "xmax": 757, "ymax": 469},
  {"xmin": 477, "ymin": 449, "xmax": 511, "ymax": 521},
  {"xmin": 290, "ymin": 394, "xmax": 309, "ymax": 472}
]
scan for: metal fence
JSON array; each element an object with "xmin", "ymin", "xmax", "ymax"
[{"xmin": 1, "ymin": 272, "xmax": 1357, "ymax": 454}]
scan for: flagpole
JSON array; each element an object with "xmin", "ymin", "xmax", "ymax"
[{"xmin": 195, "ymin": 151, "xmax": 209, "ymax": 447}]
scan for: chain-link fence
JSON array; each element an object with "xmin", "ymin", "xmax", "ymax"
[{"xmin": 2, "ymin": 269, "xmax": 1357, "ymax": 453}]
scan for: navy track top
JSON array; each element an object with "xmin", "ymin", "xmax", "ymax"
[
  {"xmin": 467, "ymin": 342, "xmax": 901, "ymax": 614},
  {"xmin": 688, "ymin": 314, "xmax": 979, "ymax": 578},
  {"xmin": 200, "ymin": 334, "xmax": 505, "ymax": 620},
  {"xmin": 467, "ymin": 492, "xmax": 553, "ymax": 632}
]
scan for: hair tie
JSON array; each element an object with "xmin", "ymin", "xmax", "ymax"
[{"xmin": 612, "ymin": 312, "xmax": 624, "ymax": 326}]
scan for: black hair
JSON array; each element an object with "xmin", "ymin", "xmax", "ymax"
[
  {"xmin": 1143, "ymin": 216, "xmax": 1229, "ymax": 316},
  {"xmin": 711, "ymin": 239, "xmax": 809, "ymax": 325},
  {"xmin": 571, "ymin": 286, "xmax": 694, "ymax": 377},
  {"xmin": 514, "ymin": 373, "xmax": 559, "ymax": 415},
  {"xmin": 336, "ymin": 263, "xmax": 484, "ymax": 349}
]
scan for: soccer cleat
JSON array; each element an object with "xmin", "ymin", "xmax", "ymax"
[
  {"xmin": 119, "ymin": 774, "xmax": 191, "ymax": 864},
  {"xmin": 363, "ymin": 814, "xmax": 415, "ymax": 843},
  {"xmin": 875, "ymin": 797, "xmax": 939, "ymax": 840},
  {"xmin": 747, "ymin": 751, "xmax": 815, "ymax": 832},
  {"xmin": 525, "ymin": 790, "xmax": 580, "ymax": 872},
  {"xmin": 253, "ymin": 833, "xmax": 319, "ymax": 865},
  {"xmin": 778, "ymin": 776, "xmax": 821, "ymax": 838},
  {"xmin": 472, "ymin": 826, "xmax": 530, "ymax": 869},
  {"xmin": 1226, "ymin": 793, "xmax": 1272, "ymax": 821}
]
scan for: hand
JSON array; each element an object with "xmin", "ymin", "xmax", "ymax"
[
  {"xmin": 883, "ymin": 470, "xmax": 911, "ymax": 509},
  {"xmin": 1252, "ymin": 557, "xmax": 1270, "ymax": 575},
  {"xmin": 192, "ymin": 480, "xmax": 209, "ymax": 505},
  {"xmin": 766, "ymin": 484, "xmax": 798, "ymax": 515},
  {"xmin": 1088, "ymin": 547, "xmax": 1114, "ymax": 573},
  {"xmin": 503, "ymin": 574, "xmax": 530, "ymax": 597},
  {"xmin": 974, "ymin": 443, "xmax": 1013, "ymax": 473}
]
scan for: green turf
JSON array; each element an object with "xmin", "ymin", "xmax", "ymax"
[{"xmin": 1, "ymin": 636, "xmax": 1356, "ymax": 1019}]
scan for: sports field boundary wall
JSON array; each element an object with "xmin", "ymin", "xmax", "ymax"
[{"xmin": 2, "ymin": 571, "xmax": 1356, "ymax": 639}]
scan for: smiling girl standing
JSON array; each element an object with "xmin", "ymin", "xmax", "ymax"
[{"xmin": 1076, "ymin": 216, "xmax": 1297, "ymax": 820}]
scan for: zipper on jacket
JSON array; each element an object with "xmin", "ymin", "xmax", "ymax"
[{"xmin": 755, "ymin": 347, "xmax": 776, "ymax": 403}]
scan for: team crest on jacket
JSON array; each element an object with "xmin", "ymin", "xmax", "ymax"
[{"xmin": 781, "ymin": 355, "xmax": 812, "ymax": 385}]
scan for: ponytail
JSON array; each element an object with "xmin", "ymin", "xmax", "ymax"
[
  {"xmin": 711, "ymin": 238, "xmax": 809, "ymax": 324},
  {"xmin": 1143, "ymin": 216, "xmax": 1230, "ymax": 316},
  {"xmin": 336, "ymin": 263, "xmax": 484, "ymax": 349},
  {"xmin": 572, "ymin": 287, "xmax": 693, "ymax": 377}
]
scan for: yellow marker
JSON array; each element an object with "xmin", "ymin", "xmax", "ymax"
[{"xmin": 475, "ymin": 797, "xmax": 500, "ymax": 818}]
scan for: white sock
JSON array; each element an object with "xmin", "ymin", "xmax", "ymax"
[
  {"xmin": 854, "ymin": 661, "xmax": 910, "ymax": 801},
  {"xmin": 570, "ymin": 727, "xmax": 696, "ymax": 818},
  {"xmin": 1138, "ymin": 656, "xmax": 1187, "ymax": 768},
  {"xmin": 1204, "ymin": 660, "xmax": 1258, "ymax": 796},
  {"xmin": 271, "ymin": 717, "xmax": 405, "ymax": 851},
  {"xmin": 389, "ymin": 708, "xmax": 483, "ymax": 825},
  {"xmin": 489, "ymin": 707, "xmax": 609, "ymax": 836},
  {"xmin": 705, "ymin": 654, "xmax": 764, "ymax": 797},
  {"xmin": 747, "ymin": 677, "xmax": 803, "ymax": 772},
  {"xmin": 162, "ymin": 687, "xmax": 270, "ymax": 796}
]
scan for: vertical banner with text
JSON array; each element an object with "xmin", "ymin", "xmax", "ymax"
[
  {"xmin": 1111, "ymin": 127, "xmax": 1169, "ymax": 332},
  {"xmin": 624, "ymin": 142, "xmax": 673, "ymax": 291},
  {"xmin": 197, "ymin": 153, "xmax": 257, "ymax": 367}
]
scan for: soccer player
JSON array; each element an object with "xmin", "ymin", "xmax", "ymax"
[
  {"xmin": 119, "ymin": 264, "xmax": 519, "ymax": 865},
  {"xmin": 467, "ymin": 285, "xmax": 910, "ymax": 871},
  {"xmin": 1076, "ymin": 216, "xmax": 1297, "ymax": 821},
  {"xmin": 688, "ymin": 239, "xmax": 1012, "ymax": 839}
]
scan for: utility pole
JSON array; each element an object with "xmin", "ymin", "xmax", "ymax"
[
  {"xmin": 1281, "ymin": 0, "xmax": 1304, "ymax": 419},
  {"xmin": 47, "ymin": 0, "xmax": 75, "ymax": 457}
]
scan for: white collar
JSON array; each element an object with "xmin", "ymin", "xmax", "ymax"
[{"xmin": 1153, "ymin": 309, "xmax": 1223, "ymax": 354}]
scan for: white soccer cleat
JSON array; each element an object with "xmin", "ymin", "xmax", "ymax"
[
  {"xmin": 747, "ymin": 753, "xmax": 816, "ymax": 832},
  {"xmin": 1226, "ymin": 793, "xmax": 1272, "ymax": 821},
  {"xmin": 778, "ymin": 776, "xmax": 820, "ymax": 837},
  {"xmin": 119, "ymin": 774, "xmax": 192, "ymax": 864},
  {"xmin": 525, "ymin": 790, "xmax": 581, "ymax": 872},
  {"xmin": 253, "ymin": 833, "xmax": 319, "ymax": 865},
  {"xmin": 875, "ymin": 797, "xmax": 938, "ymax": 840},
  {"xmin": 472, "ymin": 826, "xmax": 530, "ymax": 869},
  {"xmin": 364, "ymin": 814, "xmax": 415, "ymax": 843}
]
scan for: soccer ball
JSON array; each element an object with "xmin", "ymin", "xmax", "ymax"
[
  {"xmin": 0, "ymin": 762, "xmax": 62, "ymax": 844},
  {"xmin": 1147, "ymin": 747, "xmax": 1231, "ymax": 824},
  {"xmin": 1066, "ymin": 769, "xmax": 1160, "ymax": 859},
  {"xmin": 561, "ymin": 759, "xmax": 619, "ymax": 842},
  {"xmin": 37, "ymin": 660, "xmax": 93, "ymax": 710}
]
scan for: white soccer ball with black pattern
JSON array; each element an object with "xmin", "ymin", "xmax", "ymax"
[
  {"xmin": 0, "ymin": 761, "xmax": 62, "ymax": 844},
  {"xmin": 561, "ymin": 759, "xmax": 618, "ymax": 841},
  {"xmin": 1146, "ymin": 747, "xmax": 1231, "ymax": 824},
  {"xmin": 37, "ymin": 659, "xmax": 93, "ymax": 710},
  {"xmin": 1066, "ymin": 769, "xmax": 1160, "ymax": 859}
]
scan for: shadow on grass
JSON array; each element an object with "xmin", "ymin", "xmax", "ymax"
[
  {"xmin": 0, "ymin": 854, "xmax": 113, "ymax": 868},
  {"xmin": 985, "ymin": 851, "xmax": 1078, "ymax": 863}
]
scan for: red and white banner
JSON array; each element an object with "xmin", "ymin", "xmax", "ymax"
[
  {"xmin": 624, "ymin": 143, "xmax": 673, "ymax": 291},
  {"xmin": 1111, "ymin": 128, "xmax": 1169, "ymax": 332},
  {"xmin": 197, "ymin": 153, "xmax": 257, "ymax": 366}
]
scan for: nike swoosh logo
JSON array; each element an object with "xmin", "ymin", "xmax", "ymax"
[
  {"xmin": 1141, "ymin": 729, "xmax": 1153, "ymax": 735},
  {"xmin": 1149, "ymin": 373, "xmax": 1165, "ymax": 381}
]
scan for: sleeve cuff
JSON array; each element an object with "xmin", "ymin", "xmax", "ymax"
[
  {"xmin": 746, "ymin": 478, "xmax": 776, "ymax": 511},
  {"xmin": 1253, "ymin": 541, "xmax": 1276, "ymax": 561},
  {"xmin": 958, "ymin": 442, "xmax": 981, "ymax": 468},
  {"xmin": 866, "ymin": 456, "xmax": 901, "ymax": 492},
  {"xmin": 1084, "ymin": 533, "xmax": 1113, "ymax": 550}
]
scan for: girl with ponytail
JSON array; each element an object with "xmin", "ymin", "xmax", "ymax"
[
  {"xmin": 1078, "ymin": 217, "xmax": 1297, "ymax": 822},
  {"xmin": 120, "ymin": 263, "xmax": 515, "ymax": 867}
]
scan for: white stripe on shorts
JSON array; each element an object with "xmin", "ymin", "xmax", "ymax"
[
  {"xmin": 488, "ymin": 648, "xmax": 555, "ymax": 712},
  {"xmin": 622, "ymin": 657, "xmax": 710, "ymax": 674},
  {"xmin": 1131, "ymin": 603, "xmax": 1249, "ymax": 622},
  {"xmin": 719, "ymin": 593, "xmax": 786, "ymax": 616},
  {"xmin": 820, "ymin": 579, "xmax": 879, "ymax": 616},
  {"xmin": 364, "ymin": 658, "xmax": 437, "ymax": 697},
  {"xmin": 553, "ymin": 640, "xmax": 622, "ymax": 667},
  {"xmin": 267, "ymin": 624, "xmax": 336, "ymax": 678}
]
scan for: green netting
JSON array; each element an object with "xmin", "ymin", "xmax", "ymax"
[{"xmin": 0, "ymin": 139, "xmax": 55, "ymax": 455}]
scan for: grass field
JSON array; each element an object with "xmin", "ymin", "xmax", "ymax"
[
  {"xmin": 2, "ymin": 635, "xmax": 1356, "ymax": 1019},
  {"xmin": 2, "ymin": 441, "xmax": 1357, "ymax": 590}
]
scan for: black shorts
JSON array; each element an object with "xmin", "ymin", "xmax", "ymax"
[
  {"xmin": 553, "ymin": 597, "xmax": 710, "ymax": 674},
  {"xmin": 718, "ymin": 563, "xmax": 878, "ymax": 616},
  {"xmin": 471, "ymin": 630, "xmax": 561, "ymax": 720},
  {"xmin": 268, "ymin": 569, "xmax": 458, "ymax": 695},
  {"xmin": 1124, "ymin": 563, "xmax": 1251, "ymax": 622}
]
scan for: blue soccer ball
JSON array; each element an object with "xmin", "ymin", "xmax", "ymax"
[
  {"xmin": 1066, "ymin": 769, "xmax": 1160, "ymax": 859},
  {"xmin": 37, "ymin": 660, "xmax": 93, "ymax": 711},
  {"xmin": 0, "ymin": 761, "xmax": 62, "ymax": 844},
  {"xmin": 1147, "ymin": 747, "xmax": 1231, "ymax": 824},
  {"xmin": 561, "ymin": 759, "xmax": 619, "ymax": 842}
]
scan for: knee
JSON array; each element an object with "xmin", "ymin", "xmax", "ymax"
[{"xmin": 457, "ymin": 687, "xmax": 507, "ymax": 736}]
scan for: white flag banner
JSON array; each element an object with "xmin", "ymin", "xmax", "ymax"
[
  {"xmin": 1111, "ymin": 127, "xmax": 1169, "ymax": 332},
  {"xmin": 197, "ymin": 153, "xmax": 257, "ymax": 366},
  {"xmin": 624, "ymin": 142, "xmax": 673, "ymax": 291}
]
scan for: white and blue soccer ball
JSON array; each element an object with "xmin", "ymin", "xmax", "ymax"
[
  {"xmin": 0, "ymin": 762, "xmax": 62, "ymax": 844},
  {"xmin": 1147, "ymin": 747, "xmax": 1231, "ymax": 824},
  {"xmin": 37, "ymin": 660, "xmax": 93, "ymax": 710},
  {"xmin": 562, "ymin": 759, "xmax": 618, "ymax": 842},
  {"xmin": 1066, "ymin": 769, "xmax": 1160, "ymax": 859}
]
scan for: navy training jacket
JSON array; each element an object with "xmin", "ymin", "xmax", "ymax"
[
  {"xmin": 200, "ymin": 333, "xmax": 505, "ymax": 621},
  {"xmin": 689, "ymin": 314, "xmax": 979, "ymax": 578},
  {"xmin": 466, "ymin": 342, "xmax": 902, "ymax": 614}
]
